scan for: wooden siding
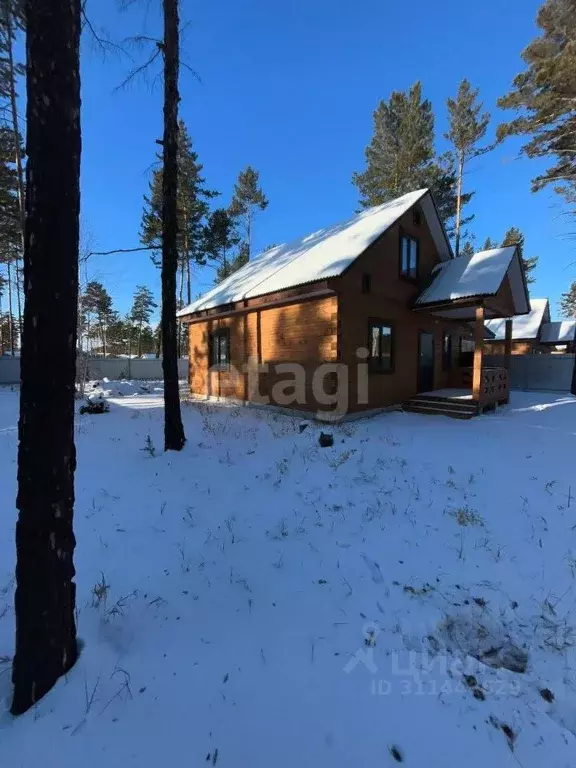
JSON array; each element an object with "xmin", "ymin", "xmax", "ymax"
[
  {"xmin": 332, "ymin": 205, "xmax": 468, "ymax": 411},
  {"xmin": 188, "ymin": 295, "xmax": 338, "ymax": 412},
  {"xmin": 484, "ymin": 340, "xmax": 549, "ymax": 356}
]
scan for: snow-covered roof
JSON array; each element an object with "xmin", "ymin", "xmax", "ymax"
[
  {"xmin": 178, "ymin": 189, "xmax": 451, "ymax": 315},
  {"xmin": 485, "ymin": 298, "xmax": 549, "ymax": 340},
  {"xmin": 416, "ymin": 247, "xmax": 518, "ymax": 306},
  {"xmin": 540, "ymin": 320, "xmax": 576, "ymax": 344}
]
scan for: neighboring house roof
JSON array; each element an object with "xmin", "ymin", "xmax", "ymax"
[
  {"xmin": 485, "ymin": 298, "xmax": 549, "ymax": 340},
  {"xmin": 177, "ymin": 188, "xmax": 452, "ymax": 316},
  {"xmin": 540, "ymin": 320, "xmax": 576, "ymax": 344},
  {"xmin": 415, "ymin": 246, "xmax": 530, "ymax": 317}
]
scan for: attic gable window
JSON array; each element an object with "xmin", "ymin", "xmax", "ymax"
[
  {"xmin": 210, "ymin": 328, "xmax": 230, "ymax": 368},
  {"xmin": 400, "ymin": 234, "xmax": 419, "ymax": 280}
]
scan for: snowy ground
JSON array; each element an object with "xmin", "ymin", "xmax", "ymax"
[{"xmin": 1, "ymin": 382, "xmax": 576, "ymax": 767}]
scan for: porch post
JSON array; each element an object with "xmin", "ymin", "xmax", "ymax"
[
  {"xmin": 504, "ymin": 318, "xmax": 513, "ymax": 367},
  {"xmin": 472, "ymin": 305, "xmax": 485, "ymax": 401}
]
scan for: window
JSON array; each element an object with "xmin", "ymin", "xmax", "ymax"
[
  {"xmin": 400, "ymin": 234, "xmax": 419, "ymax": 279},
  {"xmin": 442, "ymin": 332, "xmax": 452, "ymax": 370},
  {"xmin": 368, "ymin": 321, "xmax": 394, "ymax": 372},
  {"xmin": 210, "ymin": 329, "xmax": 230, "ymax": 368},
  {"xmin": 459, "ymin": 337, "xmax": 475, "ymax": 367},
  {"xmin": 361, "ymin": 273, "xmax": 372, "ymax": 294}
]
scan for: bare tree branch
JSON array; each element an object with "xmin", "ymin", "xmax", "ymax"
[
  {"xmin": 88, "ymin": 246, "xmax": 157, "ymax": 257},
  {"xmin": 81, "ymin": 5, "xmax": 129, "ymax": 60},
  {"xmin": 115, "ymin": 46, "xmax": 162, "ymax": 91}
]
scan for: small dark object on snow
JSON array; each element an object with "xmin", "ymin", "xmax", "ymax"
[
  {"xmin": 501, "ymin": 723, "xmax": 516, "ymax": 749},
  {"xmin": 79, "ymin": 400, "xmax": 109, "ymax": 415},
  {"xmin": 473, "ymin": 688, "xmax": 485, "ymax": 701},
  {"xmin": 478, "ymin": 643, "xmax": 528, "ymax": 674},
  {"xmin": 319, "ymin": 432, "xmax": 334, "ymax": 448},
  {"xmin": 299, "ymin": 422, "xmax": 309, "ymax": 433},
  {"xmin": 463, "ymin": 674, "xmax": 477, "ymax": 688},
  {"xmin": 389, "ymin": 745, "xmax": 403, "ymax": 762},
  {"xmin": 540, "ymin": 687, "xmax": 554, "ymax": 703}
]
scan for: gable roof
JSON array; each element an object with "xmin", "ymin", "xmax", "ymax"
[
  {"xmin": 485, "ymin": 298, "xmax": 549, "ymax": 340},
  {"xmin": 416, "ymin": 246, "xmax": 519, "ymax": 306},
  {"xmin": 540, "ymin": 320, "xmax": 576, "ymax": 344},
  {"xmin": 177, "ymin": 188, "xmax": 452, "ymax": 316}
]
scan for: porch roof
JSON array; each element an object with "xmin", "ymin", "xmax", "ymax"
[{"xmin": 414, "ymin": 245, "xmax": 530, "ymax": 320}]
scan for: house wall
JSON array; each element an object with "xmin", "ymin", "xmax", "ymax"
[
  {"xmin": 187, "ymin": 294, "xmax": 338, "ymax": 413},
  {"xmin": 484, "ymin": 340, "xmax": 549, "ymax": 356},
  {"xmin": 333, "ymin": 205, "xmax": 469, "ymax": 411}
]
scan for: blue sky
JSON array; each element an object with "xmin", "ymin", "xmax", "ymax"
[{"xmin": 80, "ymin": 0, "xmax": 574, "ymax": 323}]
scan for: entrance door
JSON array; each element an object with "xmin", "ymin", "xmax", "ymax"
[{"xmin": 418, "ymin": 331, "xmax": 435, "ymax": 393}]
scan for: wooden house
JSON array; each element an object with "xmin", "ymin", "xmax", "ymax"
[
  {"xmin": 485, "ymin": 300, "xmax": 576, "ymax": 354},
  {"xmin": 178, "ymin": 189, "xmax": 530, "ymax": 419},
  {"xmin": 484, "ymin": 299, "xmax": 551, "ymax": 355}
]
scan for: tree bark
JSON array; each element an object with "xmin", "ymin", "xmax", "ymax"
[
  {"xmin": 161, "ymin": 0, "xmax": 185, "ymax": 451},
  {"xmin": 7, "ymin": 260, "xmax": 14, "ymax": 354},
  {"xmin": 12, "ymin": 0, "xmax": 81, "ymax": 716}
]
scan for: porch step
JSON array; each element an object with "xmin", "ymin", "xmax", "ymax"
[{"xmin": 402, "ymin": 395, "xmax": 479, "ymax": 420}]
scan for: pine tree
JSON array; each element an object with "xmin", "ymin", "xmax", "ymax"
[
  {"xmin": 83, "ymin": 281, "xmax": 114, "ymax": 355},
  {"xmin": 160, "ymin": 0, "xmax": 186, "ymax": 451},
  {"xmin": 229, "ymin": 165, "xmax": 268, "ymax": 259},
  {"xmin": 502, "ymin": 227, "xmax": 538, "ymax": 284},
  {"xmin": 482, "ymin": 237, "xmax": 498, "ymax": 250},
  {"xmin": 460, "ymin": 240, "xmax": 475, "ymax": 258},
  {"xmin": 0, "ymin": 125, "xmax": 22, "ymax": 354},
  {"xmin": 560, "ymin": 281, "xmax": 576, "ymax": 318},
  {"xmin": 204, "ymin": 208, "xmax": 242, "ymax": 283},
  {"xmin": 445, "ymin": 79, "xmax": 492, "ymax": 256},
  {"xmin": 0, "ymin": 1, "xmax": 26, "ymax": 334},
  {"xmin": 12, "ymin": 0, "xmax": 81, "ymax": 716},
  {"xmin": 352, "ymin": 82, "xmax": 458, "ymax": 227},
  {"xmin": 141, "ymin": 120, "xmax": 218, "ymax": 306},
  {"xmin": 498, "ymin": 0, "xmax": 576, "ymax": 206},
  {"xmin": 130, "ymin": 285, "xmax": 157, "ymax": 356}
]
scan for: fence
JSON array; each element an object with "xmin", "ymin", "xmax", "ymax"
[
  {"xmin": 0, "ymin": 357, "xmax": 190, "ymax": 385},
  {"xmin": 485, "ymin": 354, "xmax": 575, "ymax": 392}
]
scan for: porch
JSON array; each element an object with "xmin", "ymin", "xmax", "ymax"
[
  {"xmin": 403, "ymin": 366, "xmax": 510, "ymax": 420},
  {"xmin": 404, "ymin": 302, "xmax": 513, "ymax": 419},
  {"xmin": 409, "ymin": 244, "xmax": 530, "ymax": 419}
]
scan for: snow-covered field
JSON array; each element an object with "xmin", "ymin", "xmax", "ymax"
[{"xmin": 1, "ymin": 382, "xmax": 576, "ymax": 767}]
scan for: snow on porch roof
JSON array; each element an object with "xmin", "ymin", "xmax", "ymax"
[
  {"xmin": 540, "ymin": 320, "xmax": 576, "ymax": 344},
  {"xmin": 177, "ymin": 188, "xmax": 452, "ymax": 316},
  {"xmin": 415, "ymin": 246, "xmax": 530, "ymax": 316},
  {"xmin": 485, "ymin": 298, "xmax": 549, "ymax": 341}
]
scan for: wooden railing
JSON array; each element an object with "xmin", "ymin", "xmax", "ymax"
[
  {"xmin": 458, "ymin": 366, "xmax": 509, "ymax": 406},
  {"xmin": 479, "ymin": 367, "xmax": 509, "ymax": 405}
]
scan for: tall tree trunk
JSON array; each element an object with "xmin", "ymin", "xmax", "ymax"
[
  {"xmin": 5, "ymin": 3, "xmax": 26, "ymax": 335},
  {"xmin": 454, "ymin": 153, "xmax": 464, "ymax": 258},
  {"xmin": 138, "ymin": 320, "xmax": 143, "ymax": 357},
  {"xmin": 183, "ymin": 212, "xmax": 191, "ymax": 305},
  {"xmin": 161, "ymin": 0, "xmax": 185, "ymax": 451},
  {"xmin": 246, "ymin": 210, "xmax": 251, "ymax": 259},
  {"xmin": 7, "ymin": 260, "xmax": 14, "ymax": 355},
  {"xmin": 186, "ymin": 246, "xmax": 191, "ymax": 305},
  {"xmin": 12, "ymin": 0, "xmax": 81, "ymax": 716}
]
